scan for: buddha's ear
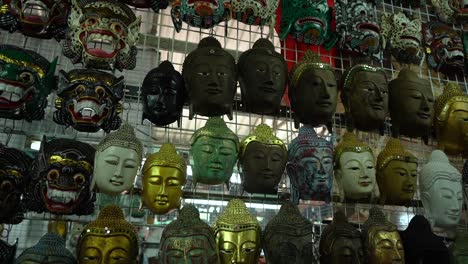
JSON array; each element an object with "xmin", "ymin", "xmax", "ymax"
[{"xmin": 420, "ymin": 191, "xmax": 431, "ymax": 216}]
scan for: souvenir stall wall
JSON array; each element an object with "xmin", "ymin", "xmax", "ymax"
[{"xmin": 0, "ymin": 0, "xmax": 467, "ymax": 262}]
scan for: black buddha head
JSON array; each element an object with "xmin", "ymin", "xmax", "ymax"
[{"xmin": 142, "ymin": 60, "xmax": 185, "ymax": 127}]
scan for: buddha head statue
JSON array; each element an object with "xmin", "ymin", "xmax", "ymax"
[
  {"xmin": 0, "ymin": 239, "xmax": 16, "ymax": 263},
  {"xmin": 15, "ymin": 233, "xmax": 76, "ymax": 264},
  {"xmin": 335, "ymin": 0, "xmax": 380, "ymax": 56},
  {"xmin": 190, "ymin": 117, "xmax": 239, "ymax": 186},
  {"xmin": 0, "ymin": 144, "xmax": 32, "ymax": 224},
  {"xmin": 239, "ymin": 124, "xmax": 287, "ymax": 194},
  {"xmin": 142, "ymin": 143, "xmax": 186, "ymax": 215},
  {"xmin": 279, "ymin": 0, "xmax": 337, "ymax": 48},
  {"xmin": 340, "ymin": 64, "xmax": 388, "ymax": 132},
  {"xmin": 182, "ymin": 37, "xmax": 237, "ymax": 120},
  {"xmin": 0, "ymin": 45, "xmax": 57, "ymax": 121},
  {"xmin": 170, "ymin": 0, "xmax": 231, "ymax": 32},
  {"xmin": 289, "ymin": 50, "xmax": 337, "ymax": 129},
  {"xmin": 77, "ymin": 205, "xmax": 139, "ymax": 264},
  {"xmin": 213, "ymin": 199, "xmax": 261, "ymax": 264},
  {"xmin": 25, "ymin": 137, "xmax": 96, "ymax": 215},
  {"xmin": 376, "ymin": 138, "xmax": 418, "ymax": 206},
  {"xmin": 230, "ymin": 0, "xmax": 278, "ymax": 27},
  {"xmin": 333, "ymin": 132, "xmax": 377, "ymax": 202},
  {"xmin": 388, "ymin": 69, "xmax": 434, "ymax": 139},
  {"xmin": 237, "ymin": 38, "xmax": 287, "ymax": 115},
  {"xmin": 319, "ymin": 211, "xmax": 363, "ymax": 264},
  {"xmin": 380, "ymin": 12, "xmax": 424, "ymax": 65},
  {"xmin": 93, "ymin": 123, "xmax": 143, "ymax": 196},
  {"xmin": 63, "ymin": 0, "xmax": 141, "ymax": 71},
  {"xmin": 420, "ymin": 150, "xmax": 463, "ymax": 228},
  {"xmin": 362, "ymin": 207, "xmax": 404, "ymax": 264},
  {"xmin": 264, "ymin": 201, "xmax": 315, "ymax": 264},
  {"xmin": 141, "ymin": 60, "xmax": 185, "ymax": 127},
  {"xmin": 423, "ymin": 21, "xmax": 464, "ymax": 75},
  {"xmin": 452, "ymin": 232, "xmax": 468, "ymax": 264},
  {"xmin": 160, "ymin": 205, "xmax": 218, "ymax": 263},
  {"xmin": 287, "ymin": 125, "xmax": 334, "ymax": 203},
  {"xmin": 54, "ymin": 69, "xmax": 124, "ymax": 133},
  {"xmin": 434, "ymin": 83, "xmax": 468, "ymax": 157}
]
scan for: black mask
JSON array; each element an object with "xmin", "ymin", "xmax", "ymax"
[{"xmin": 142, "ymin": 61, "xmax": 185, "ymax": 127}]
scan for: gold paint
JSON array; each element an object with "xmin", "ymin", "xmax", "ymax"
[
  {"xmin": 376, "ymin": 138, "xmax": 417, "ymax": 171},
  {"xmin": 367, "ymin": 228, "xmax": 404, "ymax": 264},
  {"xmin": 67, "ymin": 71, "xmax": 117, "ymax": 87},
  {"xmin": 49, "ymin": 155, "xmax": 92, "ymax": 174},
  {"xmin": 48, "ymin": 219, "xmax": 68, "ymax": 239},
  {"xmin": 143, "ymin": 143, "xmax": 187, "ymax": 175},
  {"xmin": 0, "ymin": 169, "xmax": 22, "ymax": 178},
  {"xmin": 290, "ymin": 50, "xmax": 334, "ymax": 87},
  {"xmin": 0, "ymin": 54, "xmax": 45, "ymax": 77},
  {"xmin": 335, "ymin": 131, "xmax": 373, "ymax": 168},
  {"xmin": 240, "ymin": 124, "xmax": 286, "ymax": 157},
  {"xmin": 0, "ymin": 4, "xmax": 8, "ymax": 15}
]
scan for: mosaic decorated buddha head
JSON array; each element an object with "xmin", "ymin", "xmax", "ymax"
[
  {"xmin": 423, "ymin": 21, "xmax": 464, "ymax": 75},
  {"xmin": 289, "ymin": 50, "xmax": 337, "ymax": 129},
  {"xmin": 190, "ymin": 117, "xmax": 239, "ymax": 187},
  {"xmin": 26, "ymin": 136, "xmax": 96, "ymax": 215},
  {"xmin": 160, "ymin": 204, "xmax": 218, "ymax": 263},
  {"xmin": 231, "ymin": 0, "xmax": 278, "ymax": 27},
  {"xmin": 15, "ymin": 233, "xmax": 76, "ymax": 264},
  {"xmin": 420, "ymin": 150, "xmax": 463, "ymax": 228},
  {"xmin": 0, "ymin": 144, "xmax": 32, "ymax": 224},
  {"xmin": 63, "ymin": 0, "xmax": 141, "ymax": 71},
  {"xmin": 0, "ymin": 0, "xmax": 70, "ymax": 40},
  {"xmin": 319, "ymin": 211, "xmax": 363, "ymax": 264},
  {"xmin": 238, "ymin": 38, "xmax": 287, "ymax": 115},
  {"xmin": 142, "ymin": 60, "xmax": 185, "ymax": 127},
  {"xmin": 77, "ymin": 205, "xmax": 138, "ymax": 264},
  {"xmin": 287, "ymin": 125, "xmax": 334, "ymax": 203},
  {"xmin": 54, "ymin": 69, "xmax": 124, "ymax": 133},
  {"xmin": 335, "ymin": 0, "xmax": 380, "ymax": 56},
  {"xmin": 380, "ymin": 12, "xmax": 424, "ymax": 65},
  {"xmin": 434, "ymin": 83, "xmax": 468, "ymax": 157},
  {"xmin": 170, "ymin": 0, "xmax": 231, "ymax": 32},
  {"xmin": 213, "ymin": 199, "xmax": 261, "ymax": 264},
  {"xmin": 264, "ymin": 201, "xmax": 315, "ymax": 264},
  {"xmin": 0, "ymin": 239, "xmax": 17, "ymax": 264},
  {"xmin": 334, "ymin": 132, "xmax": 377, "ymax": 202},
  {"xmin": 388, "ymin": 69, "xmax": 434, "ymax": 139},
  {"xmin": 280, "ymin": 0, "xmax": 337, "ymax": 48},
  {"xmin": 239, "ymin": 124, "xmax": 287, "ymax": 194},
  {"xmin": 182, "ymin": 37, "xmax": 237, "ymax": 120},
  {"xmin": 0, "ymin": 45, "xmax": 57, "ymax": 121},
  {"xmin": 93, "ymin": 123, "xmax": 143, "ymax": 196},
  {"xmin": 340, "ymin": 64, "xmax": 388, "ymax": 132},
  {"xmin": 362, "ymin": 207, "xmax": 404, "ymax": 264},
  {"xmin": 142, "ymin": 143, "xmax": 186, "ymax": 215},
  {"xmin": 376, "ymin": 138, "xmax": 418, "ymax": 206},
  {"xmin": 452, "ymin": 232, "xmax": 468, "ymax": 264}
]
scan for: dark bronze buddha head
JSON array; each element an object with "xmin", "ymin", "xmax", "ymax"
[{"xmin": 15, "ymin": 233, "xmax": 76, "ymax": 263}]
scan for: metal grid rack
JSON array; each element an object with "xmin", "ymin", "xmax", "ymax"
[{"xmin": 0, "ymin": 0, "xmax": 466, "ymax": 260}]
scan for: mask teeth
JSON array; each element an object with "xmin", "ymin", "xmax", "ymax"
[
  {"xmin": 0, "ymin": 83, "xmax": 25, "ymax": 102},
  {"xmin": 86, "ymin": 33, "xmax": 116, "ymax": 54},
  {"xmin": 47, "ymin": 186, "xmax": 78, "ymax": 204},
  {"xmin": 73, "ymin": 100, "xmax": 103, "ymax": 117},
  {"xmin": 23, "ymin": 0, "xmax": 50, "ymax": 21}
]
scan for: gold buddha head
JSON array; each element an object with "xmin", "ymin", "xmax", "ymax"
[
  {"xmin": 376, "ymin": 138, "xmax": 418, "ymax": 205},
  {"xmin": 142, "ymin": 143, "xmax": 187, "ymax": 215},
  {"xmin": 213, "ymin": 199, "xmax": 261, "ymax": 264},
  {"xmin": 77, "ymin": 205, "xmax": 139, "ymax": 264}
]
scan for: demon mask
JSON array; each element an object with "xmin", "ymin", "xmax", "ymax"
[
  {"xmin": 0, "ymin": 45, "xmax": 57, "ymax": 121},
  {"xmin": 0, "ymin": 0, "xmax": 70, "ymax": 40},
  {"xmin": 231, "ymin": 0, "xmax": 278, "ymax": 28},
  {"xmin": 62, "ymin": 0, "xmax": 141, "ymax": 71},
  {"xmin": 381, "ymin": 12, "xmax": 424, "ymax": 65},
  {"xmin": 0, "ymin": 144, "xmax": 31, "ymax": 224},
  {"xmin": 25, "ymin": 137, "xmax": 96, "ymax": 215},
  {"xmin": 431, "ymin": 0, "xmax": 460, "ymax": 24},
  {"xmin": 335, "ymin": 0, "xmax": 380, "ymax": 56},
  {"xmin": 53, "ymin": 69, "xmax": 124, "ymax": 133},
  {"xmin": 170, "ymin": 0, "xmax": 231, "ymax": 32},
  {"xmin": 423, "ymin": 21, "xmax": 464, "ymax": 75},
  {"xmin": 124, "ymin": 0, "xmax": 168, "ymax": 11},
  {"xmin": 280, "ymin": 0, "xmax": 337, "ymax": 48}
]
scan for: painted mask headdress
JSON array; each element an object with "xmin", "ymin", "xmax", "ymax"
[
  {"xmin": 160, "ymin": 205, "xmax": 218, "ymax": 263},
  {"xmin": 0, "ymin": 144, "xmax": 32, "ymax": 224},
  {"xmin": 430, "ymin": 0, "xmax": 459, "ymax": 24},
  {"xmin": 280, "ymin": 0, "xmax": 337, "ymax": 48},
  {"xmin": 0, "ymin": 45, "xmax": 57, "ymax": 121},
  {"xmin": 0, "ymin": 0, "xmax": 70, "ymax": 40},
  {"xmin": 63, "ymin": 0, "xmax": 141, "ymax": 71},
  {"xmin": 287, "ymin": 125, "xmax": 334, "ymax": 204},
  {"xmin": 170, "ymin": 0, "xmax": 231, "ymax": 32},
  {"xmin": 53, "ymin": 69, "xmax": 124, "ymax": 133},
  {"xmin": 142, "ymin": 60, "xmax": 185, "ymax": 127},
  {"xmin": 381, "ymin": 12, "xmax": 424, "ymax": 65},
  {"xmin": 335, "ymin": 0, "xmax": 380, "ymax": 56},
  {"xmin": 15, "ymin": 233, "xmax": 76, "ymax": 264},
  {"xmin": 25, "ymin": 137, "xmax": 96, "ymax": 215},
  {"xmin": 231, "ymin": 0, "xmax": 278, "ymax": 30}
]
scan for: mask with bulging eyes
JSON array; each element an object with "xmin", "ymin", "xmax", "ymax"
[
  {"xmin": 231, "ymin": 0, "xmax": 278, "ymax": 27},
  {"xmin": 170, "ymin": 0, "xmax": 231, "ymax": 32}
]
